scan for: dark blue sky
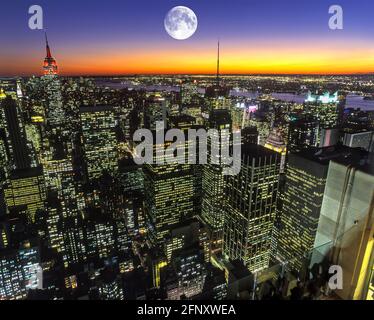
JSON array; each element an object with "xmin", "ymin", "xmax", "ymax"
[{"xmin": 1, "ymin": 0, "xmax": 374, "ymax": 75}]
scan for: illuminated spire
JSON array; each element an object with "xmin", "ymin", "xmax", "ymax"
[
  {"xmin": 16, "ymin": 81, "xmax": 23, "ymax": 98},
  {"xmin": 216, "ymin": 40, "xmax": 220, "ymax": 86},
  {"xmin": 43, "ymin": 32, "xmax": 58, "ymax": 76},
  {"xmin": 45, "ymin": 32, "xmax": 52, "ymax": 58}
]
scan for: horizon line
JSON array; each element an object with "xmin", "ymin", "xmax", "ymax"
[{"xmin": 2, "ymin": 72, "xmax": 374, "ymax": 79}]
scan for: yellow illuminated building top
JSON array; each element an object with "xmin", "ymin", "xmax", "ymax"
[
  {"xmin": 264, "ymin": 128, "xmax": 287, "ymax": 155},
  {"xmin": 31, "ymin": 115, "xmax": 44, "ymax": 123},
  {"xmin": 0, "ymin": 89, "xmax": 6, "ymax": 99},
  {"xmin": 264, "ymin": 143, "xmax": 287, "ymax": 155}
]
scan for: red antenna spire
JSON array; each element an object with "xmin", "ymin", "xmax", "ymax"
[
  {"xmin": 43, "ymin": 31, "xmax": 58, "ymax": 76},
  {"xmin": 45, "ymin": 31, "xmax": 52, "ymax": 58},
  {"xmin": 216, "ymin": 40, "xmax": 220, "ymax": 86}
]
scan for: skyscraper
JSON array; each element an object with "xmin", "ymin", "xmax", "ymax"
[
  {"xmin": 41, "ymin": 34, "xmax": 66, "ymax": 129},
  {"xmin": 1, "ymin": 97, "xmax": 46, "ymax": 221},
  {"xmin": 2, "ymin": 96, "xmax": 32, "ymax": 170},
  {"xmin": 311, "ymin": 158, "xmax": 374, "ymax": 300},
  {"xmin": 41, "ymin": 138, "xmax": 79, "ymax": 218},
  {"xmin": 4, "ymin": 167, "xmax": 46, "ymax": 221},
  {"xmin": 304, "ymin": 92, "xmax": 345, "ymax": 143},
  {"xmin": 79, "ymin": 105, "xmax": 119, "ymax": 180},
  {"xmin": 287, "ymin": 116, "xmax": 319, "ymax": 153},
  {"xmin": 61, "ymin": 216, "xmax": 87, "ymax": 268},
  {"xmin": 144, "ymin": 95, "xmax": 170, "ymax": 130},
  {"xmin": 264, "ymin": 127, "xmax": 287, "ymax": 172},
  {"xmin": 94, "ymin": 270, "xmax": 124, "ymax": 300},
  {"xmin": 343, "ymin": 131, "xmax": 374, "ymax": 152},
  {"xmin": 0, "ymin": 237, "xmax": 40, "ymax": 300},
  {"xmin": 143, "ymin": 130, "xmax": 194, "ymax": 244},
  {"xmin": 164, "ymin": 218, "xmax": 209, "ymax": 264},
  {"xmin": 201, "ymin": 109, "xmax": 231, "ymax": 254},
  {"xmin": 276, "ymin": 149, "xmax": 329, "ymax": 272},
  {"xmin": 241, "ymin": 126, "xmax": 259, "ymax": 145},
  {"xmin": 223, "ymin": 144, "xmax": 280, "ymax": 273},
  {"xmin": 172, "ymin": 243, "xmax": 207, "ymax": 299},
  {"xmin": 43, "ymin": 33, "xmax": 58, "ymax": 76},
  {"xmin": 277, "ymin": 147, "xmax": 367, "ymax": 272}
]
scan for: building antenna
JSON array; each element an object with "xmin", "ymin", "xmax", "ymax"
[{"xmin": 216, "ymin": 40, "xmax": 220, "ymax": 86}]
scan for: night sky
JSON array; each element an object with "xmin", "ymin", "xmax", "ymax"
[{"xmin": 1, "ymin": 0, "xmax": 374, "ymax": 76}]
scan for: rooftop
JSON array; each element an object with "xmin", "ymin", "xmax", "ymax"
[
  {"xmin": 241, "ymin": 143, "xmax": 280, "ymax": 164},
  {"xmin": 295, "ymin": 145, "xmax": 369, "ymax": 167}
]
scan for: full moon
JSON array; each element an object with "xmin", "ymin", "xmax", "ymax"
[{"xmin": 164, "ymin": 6, "xmax": 198, "ymax": 40}]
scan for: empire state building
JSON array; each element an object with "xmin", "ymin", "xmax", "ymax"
[
  {"xmin": 43, "ymin": 33, "xmax": 58, "ymax": 76},
  {"xmin": 41, "ymin": 33, "xmax": 65, "ymax": 129}
]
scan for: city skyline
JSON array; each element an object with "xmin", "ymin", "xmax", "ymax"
[
  {"xmin": 2, "ymin": 0, "xmax": 374, "ymax": 76},
  {"xmin": 0, "ymin": 0, "xmax": 373, "ymax": 304}
]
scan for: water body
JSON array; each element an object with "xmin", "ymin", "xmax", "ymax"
[
  {"xmin": 97, "ymin": 81, "xmax": 180, "ymax": 92},
  {"xmin": 271, "ymin": 93, "xmax": 305, "ymax": 103},
  {"xmin": 230, "ymin": 91, "xmax": 259, "ymax": 99},
  {"xmin": 97, "ymin": 81, "xmax": 374, "ymax": 111},
  {"xmin": 345, "ymin": 95, "xmax": 374, "ymax": 111},
  {"xmin": 266, "ymin": 93, "xmax": 374, "ymax": 111}
]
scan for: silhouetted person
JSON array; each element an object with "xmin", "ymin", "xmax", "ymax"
[{"xmin": 290, "ymin": 281, "xmax": 304, "ymax": 300}]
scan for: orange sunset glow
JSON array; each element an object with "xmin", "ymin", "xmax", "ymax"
[{"xmin": 2, "ymin": 38, "xmax": 374, "ymax": 76}]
